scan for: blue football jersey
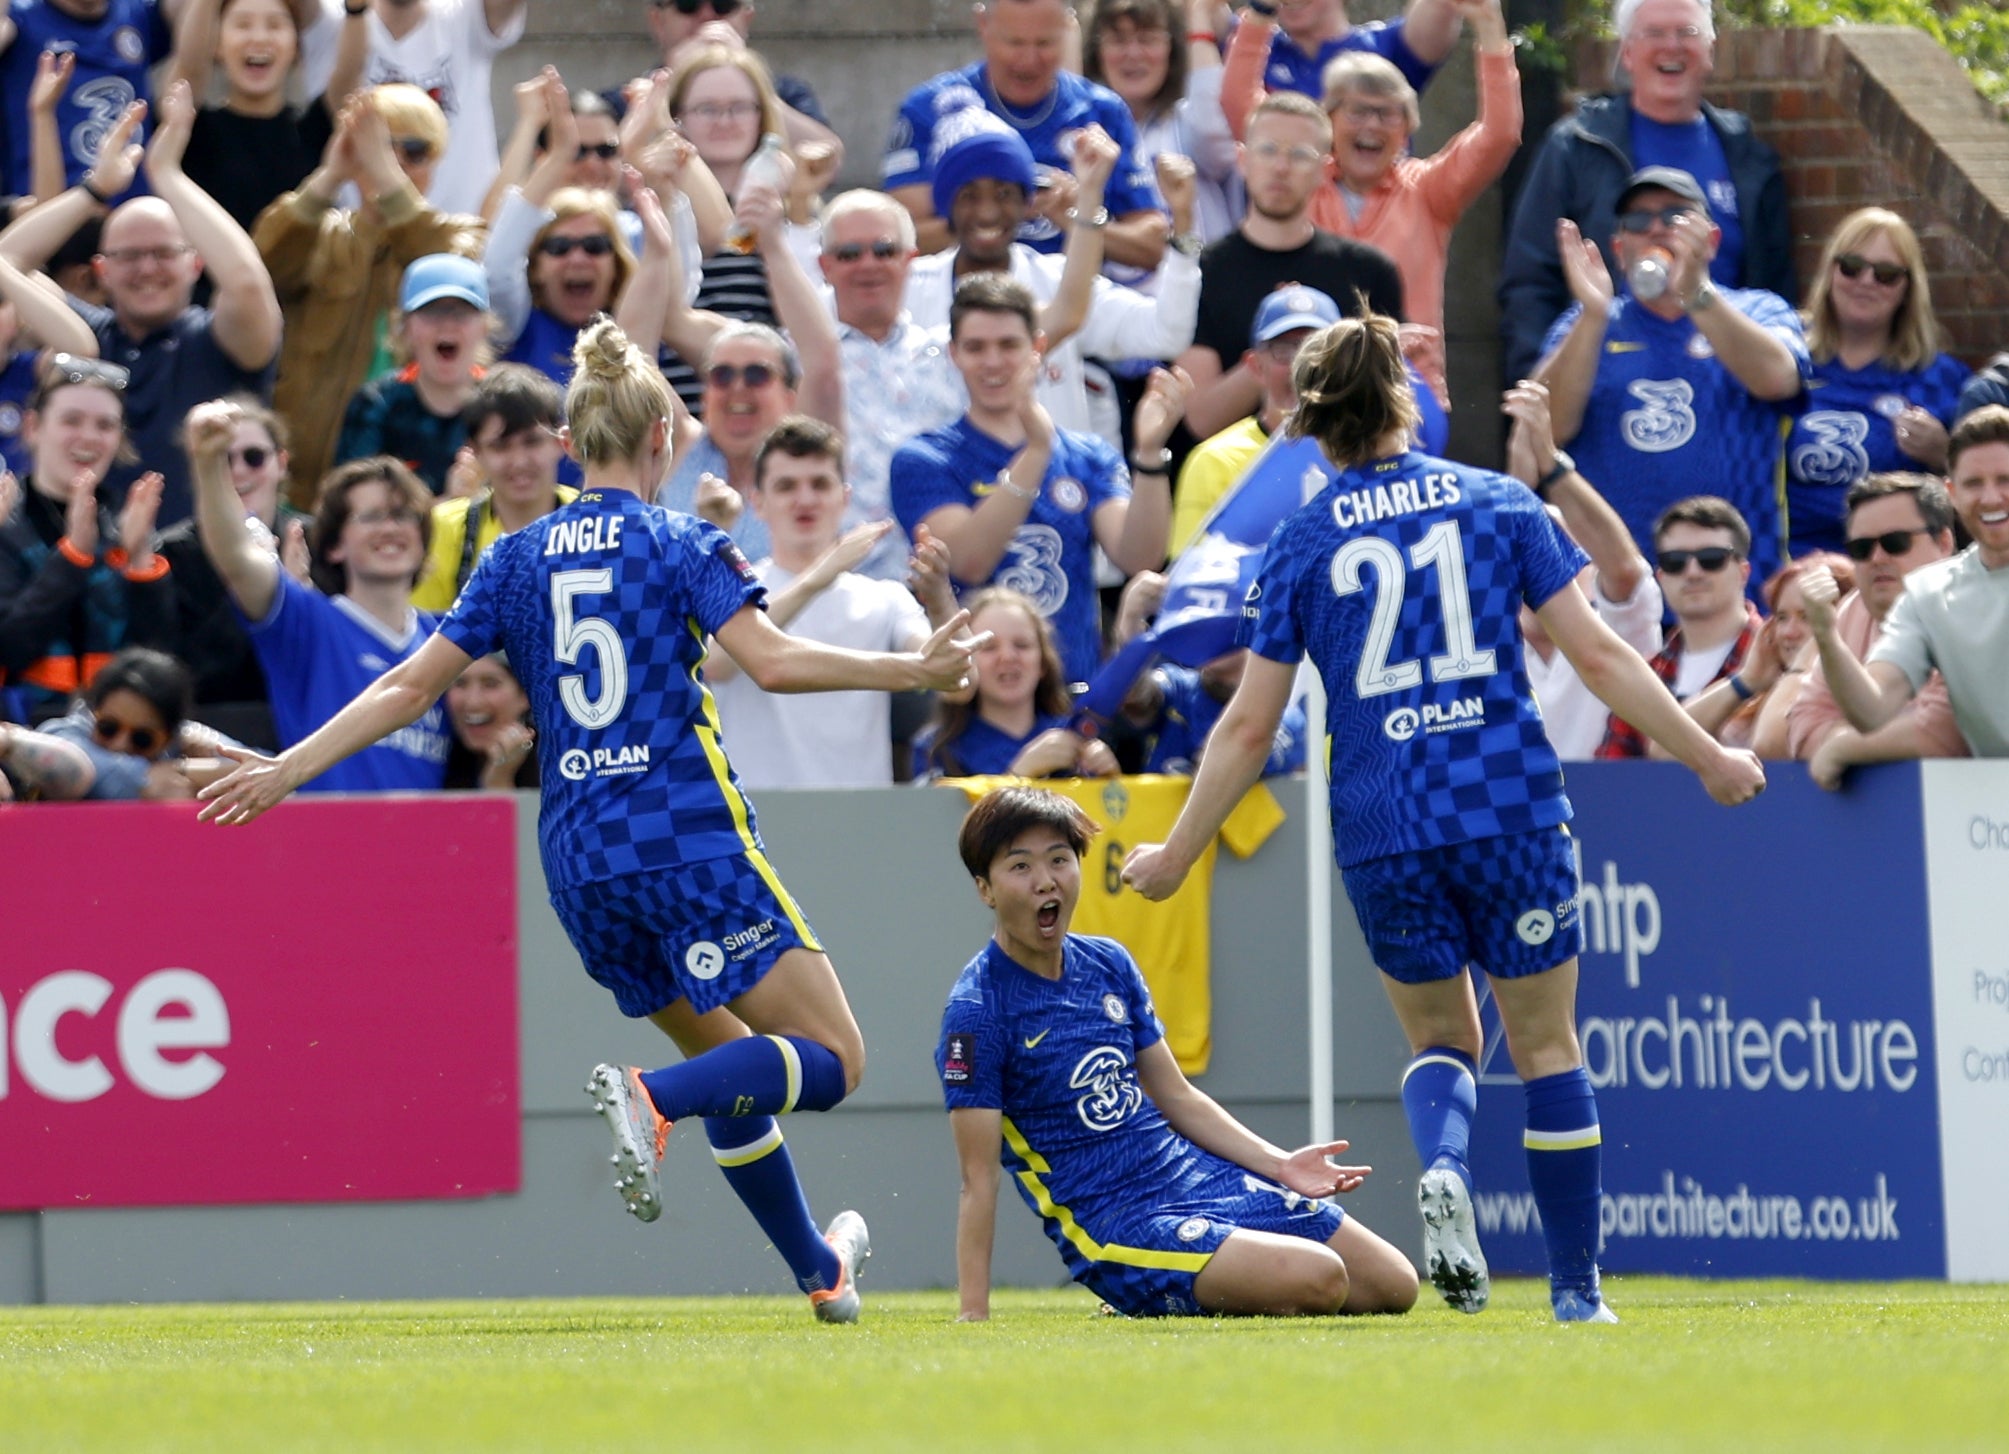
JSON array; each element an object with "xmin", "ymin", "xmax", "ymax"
[
  {"xmin": 1544, "ymin": 289, "xmax": 1808, "ymax": 588},
  {"xmin": 1629, "ymin": 112, "xmax": 1745, "ymax": 291},
  {"xmin": 1260, "ymin": 18, "xmax": 1436, "ymax": 98},
  {"xmin": 882, "ymin": 63, "xmax": 1163, "ymax": 254},
  {"xmin": 1, "ymin": 0, "xmax": 171, "ymax": 194},
  {"xmin": 437, "ymin": 489, "xmax": 767, "ymax": 892},
  {"xmin": 939, "ymin": 935, "xmax": 1197, "ymax": 1247},
  {"xmin": 1237, "ymin": 450, "xmax": 1587, "ymax": 867},
  {"xmin": 1144, "ymin": 665, "xmax": 1306, "ymax": 777},
  {"xmin": 890, "ymin": 417, "xmax": 1129, "ymax": 685},
  {"xmin": 243, "ymin": 575, "xmax": 450, "ymax": 793},
  {"xmin": 1786, "ymin": 352, "xmax": 1969, "ymax": 555}
]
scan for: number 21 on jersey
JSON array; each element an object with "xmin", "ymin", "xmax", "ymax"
[{"xmin": 1330, "ymin": 521, "xmax": 1496, "ymax": 698}]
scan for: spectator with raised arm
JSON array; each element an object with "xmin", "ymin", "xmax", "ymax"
[
  {"xmin": 1498, "ymin": 0, "xmax": 1791, "ymax": 381},
  {"xmin": 0, "ymin": 0, "xmax": 182, "ymax": 196},
  {"xmin": 902, "ymin": 115, "xmax": 1199, "ymax": 444},
  {"xmin": 169, "ymin": 0, "xmax": 367, "ymax": 232},
  {"xmin": 0, "ymin": 356, "xmax": 172, "ymax": 724},
  {"xmin": 1217, "ymin": 0, "xmax": 1460, "ymax": 120},
  {"xmin": 1671, "ymin": 551, "xmax": 1842, "ymax": 760},
  {"xmin": 1800, "ymin": 413, "xmax": 2009, "ymax": 759},
  {"xmin": 0, "ymin": 250, "xmax": 101, "ymax": 479},
  {"xmin": 257, "ymin": 84, "xmax": 484, "ymax": 501},
  {"xmin": 892, "ymin": 275, "xmax": 1180, "ymax": 685},
  {"xmin": 884, "ymin": 0, "xmax": 1168, "ymax": 269},
  {"xmin": 0, "ymin": 84, "xmax": 283, "ymax": 526},
  {"xmin": 189, "ymin": 396, "xmax": 450, "ymax": 789},
  {"xmin": 640, "ymin": 0, "xmax": 843, "ymax": 163},
  {"xmin": 295, "ymin": 0, "xmax": 529, "ymax": 218},
  {"xmin": 710, "ymin": 416, "xmax": 971, "ymax": 788},
  {"xmin": 1785, "ymin": 473, "xmax": 1964, "ymax": 786},
  {"xmin": 1535, "ymin": 167, "xmax": 1804, "ymax": 590},
  {"xmin": 1501, "ymin": 378, "xmax": 1661, "ymax": 762},
  {"xmin": 1787, "ymin": 207, "xmax": 1968, "ymax": 556}
]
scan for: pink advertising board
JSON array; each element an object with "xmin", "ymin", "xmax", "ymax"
[{"xmin": 0, "ymin": 797, "xmax": 520, "ymax": 1210}]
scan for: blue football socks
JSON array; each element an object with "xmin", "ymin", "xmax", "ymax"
[
  {"xmin": 640, "ymin": 1034, "xmax": 848, "ymax": 1122},
  {"xmin": 705, "ymin": 1117, "xmax": 842, "ymax": 1295},
  {"xmin": 1400, "ymin": 1047, "xmax": 1477, "ymax": 1193},
  {"xmin": 1524, "ymin": 1067, "xmax": 1603, "ymax": 1304}
]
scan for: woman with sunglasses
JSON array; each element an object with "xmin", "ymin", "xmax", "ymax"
[
  {"xmin": 166, "ymin": 0, "xmax": 369, "ymax": 233},
  {"xmin": 1788, "ymin": 208, "xmax": 1969, "ymax": 555},
  {"xmin": 198, "ymin": 314, "xmax": 985, "ymax": 1322},
  {"xmin": 257, "ymin": 84, "xmax": 487, "ymax": 500},
  {"xmin": 0, "ymin": 355, "xmax": 171, "ymax": 727},
  {"xmin": 128, "ymin": 397, "xmax": 308, "ymax": 751},
  {"xmin": 0, "ymin": 647, "xmax": 238, "ymax": 801},
  {"xmin": 1121, "ymin": 313, "xmax": 1765, "ymax": 1324}
]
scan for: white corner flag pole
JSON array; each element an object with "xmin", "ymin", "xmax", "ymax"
[{"xmin": 1299, "ymin": 459, "xmax": 1335, "ymax": 1145}]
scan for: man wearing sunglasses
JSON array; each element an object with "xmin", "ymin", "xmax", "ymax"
[
  {"xmin": 1498, "ymin": 0, "xmax": 1792, "ymax": 381},
  {"xmin": 1785, "ymin": 471, "xmax": 1964, "ymax": 787},
  {"xmin": 0, "ymin": 82, "xmax": 281, "ymax": 528},
  {"xmin": 1801, "ymin": 407, "xmax": 2009, "ymax": 761},
  {"xmin": 1597, "ymin": 494, "xmax": 1759, "ymax": 759},
  {"xmin": 1535, "ymin": 166, "xmax": 1804, "ymax": 594}
]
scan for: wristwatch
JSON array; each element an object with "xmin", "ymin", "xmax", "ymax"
[
  {"xmin": 1130, "ymin": 447, "xmax": 1173, "ymax": 475},
  {"xmin": 1536, "ymin": 449, "xmax": 1574, "ymax": 496},
  {"xmin": 1169, "ymin": 231, "xmax": 1203, "ymax": 259},
  {"xmin": 1682, "ymin": 282, "xmax": 1720, "ymax": 315},
  {"xmin": 1069, "ymin": 206, "xmax": 1110, "ymax": 230}
]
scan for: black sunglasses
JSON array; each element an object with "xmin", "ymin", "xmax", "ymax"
[
  {"xmin": 707, "ymin": 362, "xmax": 777, "ymax": 389},
  {"xmin": 230, "ymin": 445, "xmax": 271, "ymax": 470},
  {"xmin": 1657, "ymin": 547, "xmax": 1740, "ymax": 574},
  {"xmin": 659, "ymin": 0, "xmax": 740, "ymax": 12},
  {"xmin": 1834, "ymin": 253, "xmax": 1908, "ymax": 286},
  {"xmin": 393, "ymin": 137, "xmax": 435, "ymax": 162},
  {"xmin": 1844, "ymin": 529, "xmax": 1924, "ymax": 561},
  {"xmin": 49, "ymin": 352, "xmax": 130, "ymax": 391},
  {"xmin": 1617, "ymin": 205, "xmax": 1695, "ymax": 233},
  {"xmin": 93, "ymin": 714, "xmax": 161, "ymax": 755},
  {"xmin": 539, "ymin": 233, "xmax": 615, "ymax": 258},
  {"xmin": 827, "ymin": 240, "xmax": 903, "ymax": 263},
  {"xmin": 576, "ymin": 142, "xmax": 621, "ymax": 161}
]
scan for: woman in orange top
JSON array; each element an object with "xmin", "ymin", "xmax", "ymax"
[{"xmin": 1222, "ymin": 0, "xmax": 1518, "ymax": 404}]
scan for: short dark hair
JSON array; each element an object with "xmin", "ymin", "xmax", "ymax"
[
  {"xmin": 463, "ymin": 363, "xmax": 565, "ymax": 445},
  {"xmin": 754, "ymin": 414, "xmax": 845, "ymax": 490},
  {"xmin": 1652, "ymin": 495, "xmax": 1751, "ymax": 557},
  {"xmin": 1948, "ymin": 404, "xmax": 2009, "ymax": 477},
  {"xmin": 310, "ymin": 457, "xmax": 435, "ymax": 595},
  {"xmin": 1844, "ymin": 471, "xmax": 1956, "ymax": 538},
  {"xmin": 950, "ymin": 273, "xmax": 1038, "ymax": 342},
  {"xmin": 83, "ymin": 646, "xmax": 192, "ymax": 735},
  {"xmin": 958, "ymin": 785, "xmax": 1100, "ymax": 879}
]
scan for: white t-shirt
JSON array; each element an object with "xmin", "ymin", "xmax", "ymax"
[
  {"xmin": 300, "ymin": 0, "xmax": 524, "ymax": 217},
  {"xmin": 711, "ymin": 563, "xmax": 930, "ymax": 788},
  {"xmin": 1869, "ymin": 545, "xmax": 2009, "ymax": 757},
  {"xmin": 1528, "ymin": 571, "xmax": 1665, "ymax": 760}
]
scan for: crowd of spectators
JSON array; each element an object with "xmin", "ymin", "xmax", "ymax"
[{"xmin": 4, "ymin": 0, "xmax": 2007, "ymax": 808}]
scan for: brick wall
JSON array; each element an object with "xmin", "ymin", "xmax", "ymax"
[{"xmin": 1578, "ymin": 26, "xmax": 2009, "ymax": 364}]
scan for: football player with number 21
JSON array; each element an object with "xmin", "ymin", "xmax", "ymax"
[{"xmin": 1122, "ymin": 314, "xmax": 1766, "ymax": 1323}]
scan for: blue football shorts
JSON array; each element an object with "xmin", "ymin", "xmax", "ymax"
[
  {"xmin": 1340, "ymin": 824, "xmax": 1583, "ymax": 984},
  {"xmin": 551, "ymin": 850, "xmax": 822, "ymax": 1017},
  {"xmin": 1070, "ymin": 1159, "xmax": 1346, "ymax": 1318}
]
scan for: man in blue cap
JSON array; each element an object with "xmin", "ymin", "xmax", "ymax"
[
  {"xmin": 1171, "ymin": 284, "xmax": 1340, "ymax": 558},
  {"xmin": 883, "ymin": 0, "xmax": 1167, "ymax": 266}
]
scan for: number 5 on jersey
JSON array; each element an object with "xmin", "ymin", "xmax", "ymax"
[{"xmin": 552, "ymin": 569, "xmax": 630, "ymax": 728}]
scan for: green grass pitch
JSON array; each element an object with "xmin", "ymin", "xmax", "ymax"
[{"xmin": 3, "ymin": 1279, "xmax": 2004, "ymax": 1452}]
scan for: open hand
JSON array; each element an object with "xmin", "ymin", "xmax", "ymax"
[
  {"xmin": 196, "ymin": 745, "xmax": 299, "ymax": 824},
  {"xmin": 1276, "ymin": 1141, "xmax": 1371, "ymax": 1198}
]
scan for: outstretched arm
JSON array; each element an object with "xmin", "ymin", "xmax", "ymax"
[
  {"xmin": 1137, "ymin": 1041, "xmax": 1370, "ymax": 1196},
  {"xmin": 712, "ymin": 603, "xmax": 983, "ymax": 695},
  {"xmin": 198, "ymin": 632, "xmax": 473, "ymax": 823},
  {"xmin": 1122, "ymin": 652, "xmax": 1295, "ymax": 899},
  {"xmin": 949, "ymin": 1108, "xmax": 1003, "ymax": 1322},
  {"xmin": 0, "ymin": 254, "xmax": 96, "ymax": 358}
]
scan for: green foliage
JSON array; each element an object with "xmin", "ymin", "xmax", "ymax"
[{"xmin": 2, "ymin": 1280, "xmax": 2006, "ymax": 1452}]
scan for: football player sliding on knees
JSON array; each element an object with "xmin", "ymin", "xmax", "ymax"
[
  {"xmin": 941, "ymin": 786, "xmax": 1419, "ymax": 1321},
  {"xmin": 200, "ymin": 317, "xmax": 986, "ymax": 1325},
  {"xmin": 1122, "ymin": 315, "xmax": 1762, "ymax": 1325}
]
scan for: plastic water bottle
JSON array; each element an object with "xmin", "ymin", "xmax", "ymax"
[
  {"xmin": 725, "ymin": 133, "xmax": 788, "ymax": 255},
  {"xmin": 1628, "ymin": 247, "xmax": 1672, "ymax": 302}
]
